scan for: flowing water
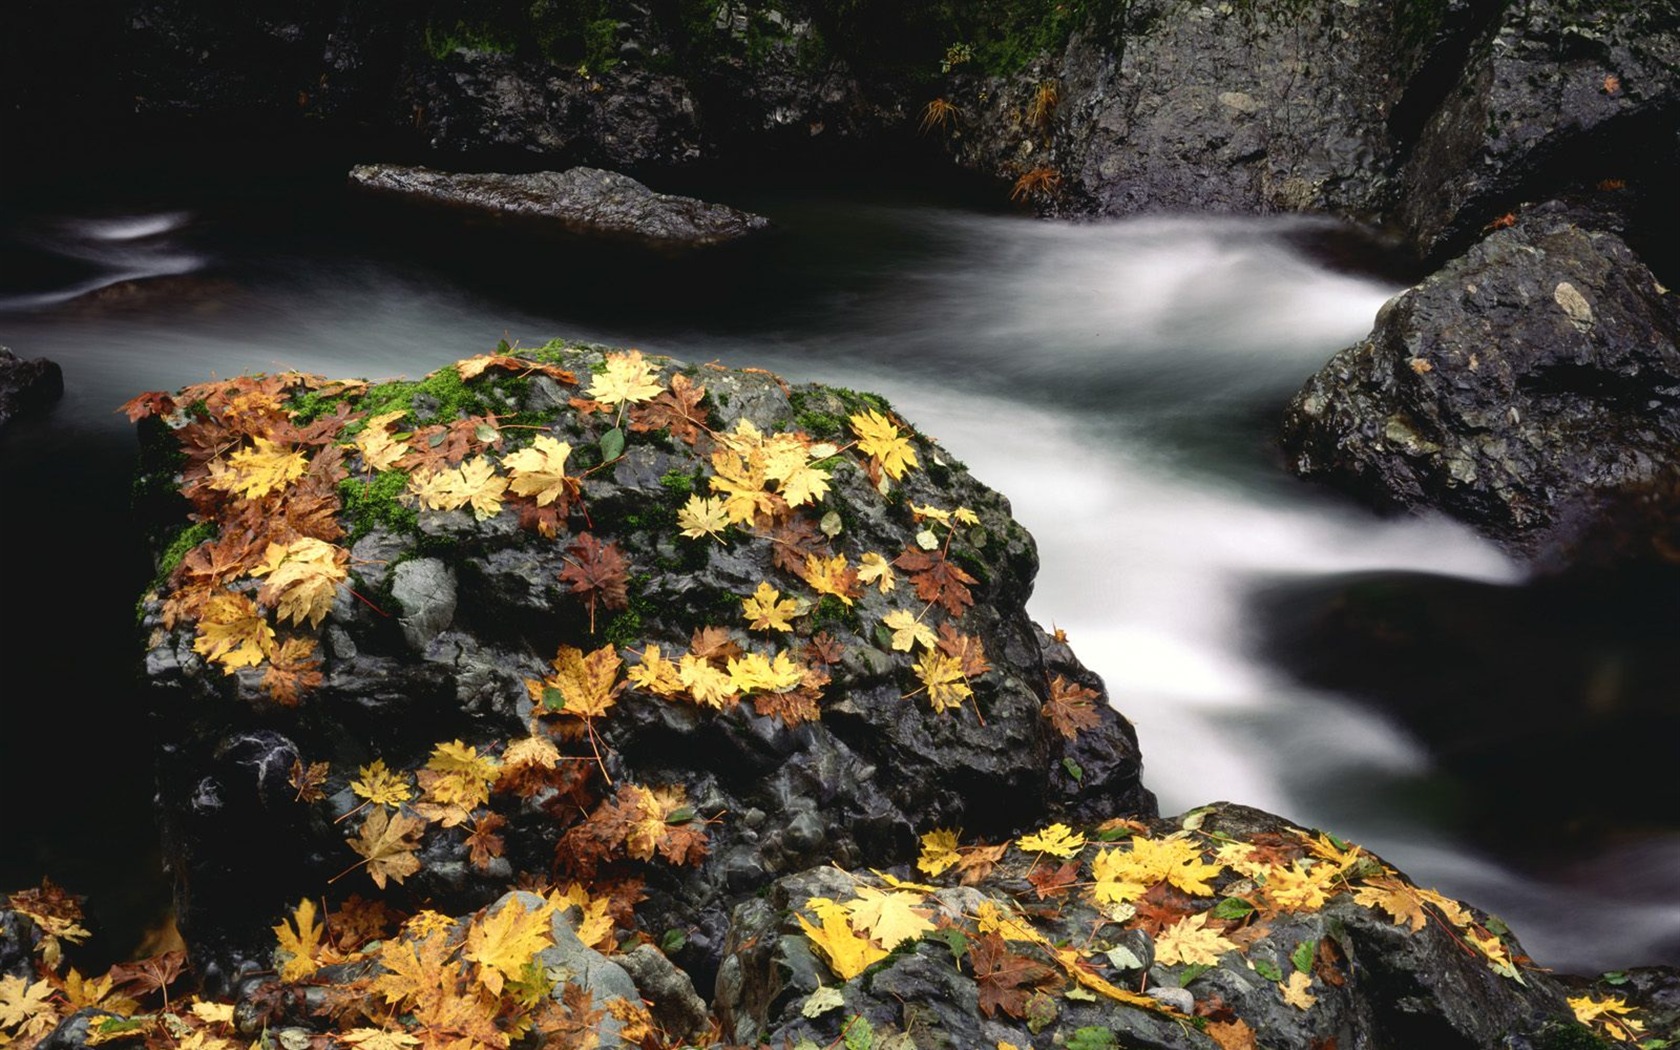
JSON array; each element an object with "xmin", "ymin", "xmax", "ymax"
[{"xmin": 2, "ymin": 170, "xmax": 1675, "ymax": 973}]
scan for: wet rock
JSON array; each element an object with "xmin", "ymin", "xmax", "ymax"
[
  {"xmin": 396, "ymin": 52, "xmax": 705, "ymax": 169},
  {"xmin": 715, "ymin": 803, "xmax": 1595, "ymax": 1049},
  {"xmin": 1281, "ymin": 200, "xmax": 1680, "ymax": 564},
  {"xmin": 347, "ymin": 164, "xmax": 771, "ymax": 250},
  {"xmin": 1396, "ymin": 0, "xmax": 1680, "ymax": 264},
  {"xmin": 0, "ymin": 347, "xmax": 64, "ymax": 432},
  {"xmin": 134, "ymin": 342, "xmax": 1154, "ymax": 992}
]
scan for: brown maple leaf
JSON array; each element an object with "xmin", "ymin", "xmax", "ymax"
[
  {"xmin": 1131, "ymin": 882, "xmax": 1202, "ymax": 936},
  {"xmin": 628, "ymin": 372, "xmax": 710, "ymax": 446},
  {"xmin": 805, "ymin": 632, "xmax": 845, "ymax": 666},
  {"xmin": 956, "ymin": 842, "xmax": 1009, "ymax": 885},
  {"xmin": 893, "ymin": 545, "xmax": 978, "ymax": 616},
  {"xmin": 119, "ymin": 390, "xmax": 177, "ymax": 422},
  {"xmin": 345, "ymin": 808, "xmax": 426, "ymax": 889},
  {"xmin": 1043, "ymin": 675, "xmax": 1102, "ymax": 740},
  {"xmin": 464, "ymin": 813, "xmax": 508, "ymax": 872},
  {"xmin": 264, "ymin": 636, "xmax": 325, "ymax": 705},
  {"xmin": 937, "ymin": 622, "xmax": 992, "ymax": 677},
  {"xmin": 969, "ymin": 931, "xmax": 1054, "ymax": 1019},
  {"xmin": 107, "ymin": 949, "xmax": 188, "ymax": 1007},
  {"xmin": 558, "ymin": 532, "xmax": 629, "ymax": 633},
  {"xmin": 288, "ymin": 758, "xmax": 330, "ymax": 802},
  {"xmin": 760, "ymin": 516, "xmax": 830, "ymax": 576},
  {"xmin": 1027, "ymin": 861, "xmax": 1081, "ymax": 900},
  {"xmin": 688, "ymin": 626, "xmax": 742, "ymax": 662}
]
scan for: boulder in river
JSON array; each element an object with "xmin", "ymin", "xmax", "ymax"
[
  {"xmin": 0, "ymin": 347, "xmax": 64, "ymax": 432},
  {"xmin": 1281, "ymin": 200, "xmax": 1680, "ymax": 566},
  {"xmin": 129, "ymin": 341, "xmax": 1151, "ymax": 992},
  {"xmin": 347, "ymin": 164, "xmax": 772, "ymax": 250}
]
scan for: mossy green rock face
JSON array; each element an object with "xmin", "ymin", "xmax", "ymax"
[{"xmin": 133, "ymin": 341, "xmax": 1153, "ymax": 991}]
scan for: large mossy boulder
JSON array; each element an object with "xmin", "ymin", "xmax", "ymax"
[
  {"xmin": 130, "ymin": 341, "xmax": 1153, "ymax": 993},
  {"xmin": 1281, "ymin": 200, "xmax": 1680, "ymax": 565}
]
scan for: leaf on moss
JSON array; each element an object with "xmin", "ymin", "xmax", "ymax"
[
  {"xmin": 628, "ymin": 372, "xmax": 709, "ymax": 445},
  {"xmin": 588, "ymin": 349, "xmax": 665, "ymax": 406}
]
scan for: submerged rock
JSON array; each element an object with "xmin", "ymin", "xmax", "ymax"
[
  {"xmin": 347, "ymin": 164, "xmax": 771, "ymax": 250},
  {"xmin": 0, "ymin": 347, "xmax": 64, "ymax": 432},
  {"xmin": 1281, "ymin": 200, "xmax": 1680, "ymax": 565}
]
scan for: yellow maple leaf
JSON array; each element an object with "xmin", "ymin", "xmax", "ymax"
[
  {"xmin": 677, "ymin": 653, "xmax": 738, "ymax": 709},
  {"xmin": 253, "ymin": 538, "xmax": 348, "ymax": 628},
  {"xmin": 408, "ymin": 456, "xmax": 508, "ymax": 519},
  {"xmin": 1262, "ymin": 859, "xmax": 1339, "ymax": 912},
  {"xmin": 1120, "ymin": 834, "xmax": 1223, "ymax": 897},
  {"xmin": 857, "ymin": 552, "xmax": 895, "ymax": 593},
  {"xmin": 801, "ymin": 553, "xmax": 857, "ymax": 605},
  {"xmin": 348, "ymin": 808, "xmax": 425, "ymax": 889},
  {"xmin": 909, "ymin": 650, "xmax": 972, "ymax": 713},
  {"xmin": 414, "ymin": 740, "xmax": 500, "ymax": 825},
  {"xmin": 351, "ymin": 410, "xmax": 409, "ymax": 472},
  {"xmin": 727, "ymin": 650, "xmax": 805, "ymax": 694},
  {"xmin": 189, "ymin": 1001, "xmax": 235, "ymax": 1025},
  {"xmin": 850, "ymin": 409, "xmax": 918, "ymax": 481},
  {"xmin": 193, "ymin": 590, "xmax": 275, "ymax": 673},
  {"xmin": 917, "ymin": 828, "xmax": 961, "ymax": 877},
  {"xmin": 1352, "ymin": 878, "xmax": 1429, "ymax": 932},
  {"xmin": 351, "ymin": 758, "xmax": 412, "ymax": 809},
  {"xmin": 709, "ymin": 447, "xmax": 780, "ymax": 528},
  {"xmin": 503, "ymin": 435, "xmax": 576, "ymax": 506},
  {"xmin": 550, "ymin": 883, "xmax": 616, "ymax": 951},
  {"xmin": 742, "ymin": 581, "xmax": 800, "ymax": 632},
  {"xmin": 796, "ymin": 900, "xmax": 889, "ymax": 980},
  {"xmin": 882, "ymin": 609, "xmax": 937, "ymax": 652},
  {"xmin": 627, "ymin": 644, "xmax": 685, "ymax": 697},
  {"xmin": 339, "ymin": 1029, "xmax": 422, "ymax": 1050},
  {"xmin": 1016, "ymin": 823, "xmax": 1085, "ymax": 858},
  {"xmin": 1568, "ymin": 993, "xmax": 1644, "ymax": 1041},
  {"xmin": 1153, "ymin": 913, "xmax": 1237, "ymax": 966},
  {"xmin": 61, "ymin": 969, "xmax": 136, "ymax": 1014},
  {"xmin": 676, "ymin": 494, "xmax": 731, "ymax": 540},
  {"xmin": 273, "ymin": 898, "xmax": 325, "ymax": 982},
  {"xmin": 589, "ymin": 349, "xmax": 664, "ymax": 406},
  {"xmin": 1090, "ymin": 847, "xmax": 1149, "ymax": 905},
  {"xmin": 464, "ymin": 896, "xmax": 557, "ymax": 996},
  {"xmin": 844, "ymin": 887, "xmax": 933, "ymax": 950},
  {"xmin": 0, "ymin": 975, "xmax": 58, "ymax": 1042},
  {"xmin": 209, "ymin": 436, "xmax": 308, "ymax": 499},
  {"xmin": 528, "ymin": 644, "xmax": 624, "ymax": 719},
  {"xmin": 1279, "ymin": 970, "xmax": 1317, "ymax": 1010}
]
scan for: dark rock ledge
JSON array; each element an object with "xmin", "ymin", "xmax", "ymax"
[
  {"xmin": 347, "ymin": 164, "xmax": 772, "ymax": 250},
  {"xmin": 1, "ymin": 342, "xmax": 1672, "ymax": 1050}
]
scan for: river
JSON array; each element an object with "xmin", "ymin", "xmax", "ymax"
[{"xmin": 2, "ymin": 165, "xmax": 1675, "ymax": 973}]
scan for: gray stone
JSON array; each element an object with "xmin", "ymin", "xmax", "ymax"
[
  {"xmin": 348, "ymin": 164, "xmax": 770, "ymax": 250},
  {"xmin": 390, "ymin": 557, "xmax": 456, "ymax": 651}
]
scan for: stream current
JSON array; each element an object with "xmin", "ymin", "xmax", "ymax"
[{"xmin": 2, "ymin": 170, "xmax": 1675, "ymax": 973}]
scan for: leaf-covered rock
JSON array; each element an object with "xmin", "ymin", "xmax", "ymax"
[{"xmin": 131, "ymin": 341, "xmax": 1153, "ymax": 993}]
